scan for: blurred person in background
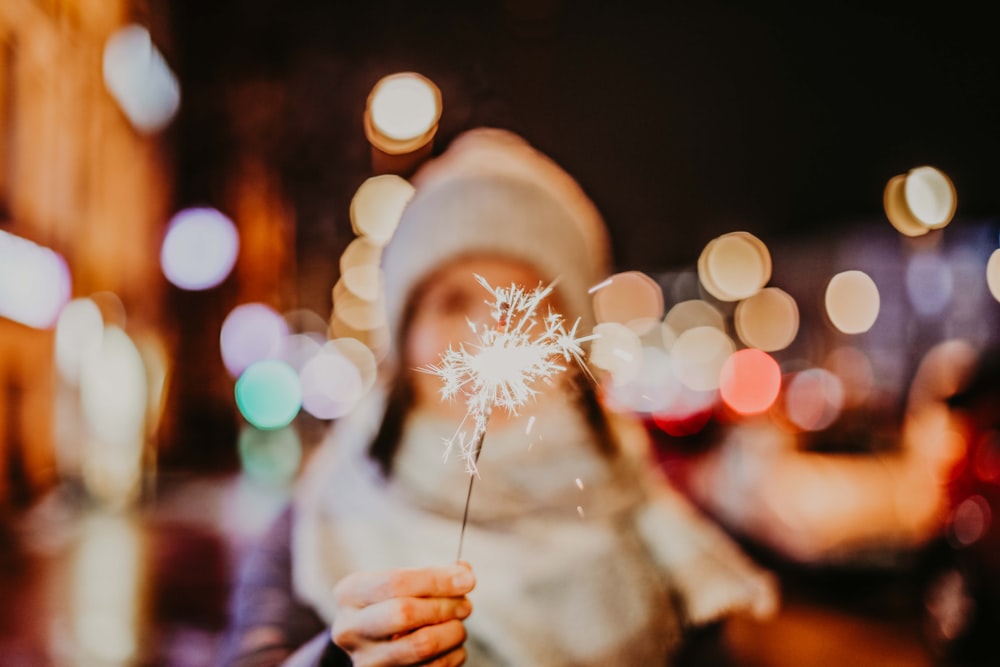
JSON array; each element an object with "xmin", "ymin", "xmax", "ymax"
[{"xmin": 220, "ymin": 128, "xmax": 777, "ymax": 666}]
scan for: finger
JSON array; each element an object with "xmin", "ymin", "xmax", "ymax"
[
  {"xmin": 419, "ymin": 646, "xmax": 467, "ymax": 667},
  {"xmin": 334, "ymin": 565, "xmax": 476, "ymax": 607},
  {"xmin": 358, "ymin": 595, "xmax": 473, "ymax": 638},
  {"xmin": 378, "ymin": 619, "xmax": 467, "ymax": 666}
]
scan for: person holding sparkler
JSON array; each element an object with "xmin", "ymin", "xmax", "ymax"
[{"xmin": 221, "ymin": 128, "xmax": 777, "ymax": 666}]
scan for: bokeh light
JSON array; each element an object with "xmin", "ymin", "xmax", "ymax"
[
  {"xmin": 698, "ymin": 231, "xmax": 772, "ymax": 301},
  {"xmin": 652, "ymin": 386, "xmax": 717, "ymax": 437},
  {"xmin": 0, "ymin": 229, "xmax": 72, "ymax": 329},
  {"xmin": 340, "ymin": 236, "xmax": 384, "ymax": 273},
  {"xmin": 671, "ymin": 325, "xmax": 735, "ymax": 391},
  {"xmin": 905, "ymin": 250, "xmax": 954, "ymax": 316},
  {"xmin": 160, "ymin": 207, "xmax": 240, "ymax": 290},
  {"xmin": 332, "ymin": 278, "xmax": 387, "ymax": 331},
  {"xmin": 605, "ymin": 345, "xmax": 680, "ymax": 414},
  {"xmin": 343, "ymin": 264, "xmax": 384, "ymax": 302},
  {"xmin": 326, "ymin": 337, "xmax": 379, "ymax": 393},
  {"xmin": 949, "ymin": 495, "xmax": 991, "ymax": 548},
  {"xmin": 367, "ymin": 72, "xmax": 442, "ymax": 142},
  {"xmin": 280, "ymin": 333, "xmax": 324, "ymax": 373},
  {"xmin": 102, "ymin": 24, "xmax": 181, "ymax": 134},
  {"xmin": 734, "ymin": 287, "xmax": 799, "ymax": 351},
  {"xmin": 986, "ymin": 248, "xmax": 1000, "ymax": 302},
  {"xmin": 588, "ymin": 322, "xmax": 643, "ymax": 384},
  {"xmin": 349, "ymin": 174, "xmax": 415, "ymax": 245},
  {"xmin": 883, "ymin": 166, "xmax": 957, "ymax": 236},
  {"xmin": 663, "ymin": 299, "xmax": 725, "ymax": 336},
  {"xmin": 55, "ymin": 298, "xmax": 105, "ymax": 386},
  {"xmin": 235, "ymin": 360, "xmax": 302, "ymax": 430},
  {"xmin": 238, "ymin": 425, "xmax": 303, "ymax": 487},
  {"xmin": 785, "ymin": 368, "xmax": 845, "ymax": 431},
  {"xmin": 824, "ymin": 346, "xmax": 874, "ymax": 407},
  {"xmin": 719, "ymin": 348, "xmax": 781, "ymax": 415},
  {"xmin": 591, "ymin": 270, "xmax": 664, "ymax": 328},
  {"xmin": 220, "ymin": 303, "xmax": 289, "ymax": 378},
  {"xmin": 904, "ymin": 166, "xmax": 957, "ymax": 228},
  {"xmin": 72, "ymin": 514, "xmax": 142, "ymax": 663},
  {"xmin": 299, "ymin": 347, "xmax": 365, "ymax": 419},
  {"xmin": 825, "ymin": 270, "xmax": 880, "ymax": 334},
  {"xmin": 79, "ymin": 326, "xmax": 148, "ymax": 506},
  {"xmin": 883, "ymin": 174, "xmax": 929, "ymax": 237},
  {"xmin": 79, "ymin": 326, "xmax": 148, "ymax": 448}
]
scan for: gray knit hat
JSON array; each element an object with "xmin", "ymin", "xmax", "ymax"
[{"xmin": 380, "ymin": 128, "xmax": 612, "ymax": 362}]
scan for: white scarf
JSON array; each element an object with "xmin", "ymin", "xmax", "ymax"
[{"xmin": 291, "ymin": 390, "xmax": 777, "ymax": 666}]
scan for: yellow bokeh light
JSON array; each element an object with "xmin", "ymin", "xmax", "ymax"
[
  {"xmin": 986, "ymin": 248, "xmax": 1000, "ymax": 302},
  {"xmin": 332, "ymin": 278, "xmax": 387, "ymax": 331},
  {"xmin": 367, "ymin": 72, "xmax": 442, "ymax": 143},
  {"xmin": 825, "ymin": 270, "xmax": 880, "ymax": 334},
  {"xmin": 340, "ymin": 236, "xmax": 384, "ymax": 274},
  {"xmin": 671, "ymin": 325, "xmax": 735, "ymax": 392},
  {"xmin": 588, "ymin": 322, "xmax": 643, "ymax": 384},
  {"xmin": 343, "ymin": 264, "xmax": 384, "ymax": 302},
  {"xmin": 734, "ymin": 286, "xmax": 799, "ymax": 352},
  {"xmin": 591, "ymin": 270, "xmax": 664, "ymax": 327},
  {"xmin": 883, "ymin": 166, "xmax": 957, "ymax": 236},
  {"xmin": 663, "ymin": 299, "xmax": 725, "ymax": 335},
  {"xmin": 904, "ymin": 166, "xmax": 956, "ymax": 228},
  {"xmin": 349, "ymin": 174, "xmax": 416, "ymax": 245},
  {"xmin": 698, "ymin": 231, "xmax": 772, "ymax": 301}
]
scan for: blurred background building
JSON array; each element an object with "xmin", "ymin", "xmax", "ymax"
[{"xmin": 1, "ymin": 1, "xmax": 999, "ymax": 665}]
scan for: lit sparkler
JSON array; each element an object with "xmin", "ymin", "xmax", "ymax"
[{"xmin": 420, "ymin": 274, "xmax": 596, "ymax": 559}]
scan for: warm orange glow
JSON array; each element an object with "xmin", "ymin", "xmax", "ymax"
[{"xmin": 719, "ymin": 348, "xmax": 781, "ymax": 415}]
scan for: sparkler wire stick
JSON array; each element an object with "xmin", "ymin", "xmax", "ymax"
[
  {"xmin": 455, "ymin": 412, "xmax": 489, "ymax": 562},
  {"xmin": 422, "ymin": 274, "xmax": 597, "ymax": 562}
]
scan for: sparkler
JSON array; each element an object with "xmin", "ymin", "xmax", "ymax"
[{"xmin": 420, "ymin": 274, "xmax": 596, "ymax": 560}]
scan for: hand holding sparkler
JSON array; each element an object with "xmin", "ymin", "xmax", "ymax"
[{"xmin": 420, "ymin": 274, "xmax": 596, "ymax": 560}]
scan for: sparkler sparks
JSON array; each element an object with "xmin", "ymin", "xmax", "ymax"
[
  {"xmin": 421, "ymin": 274, "xmax": 595, "ymax": 474},
  {"xmin": 421, "ymin": 274, "xmax": 597, "ymax": 562}
]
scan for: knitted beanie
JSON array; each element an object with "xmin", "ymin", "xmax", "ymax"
[{"xmin": 380, "ymin": 128, "xmax": 612, "ymax": 361}]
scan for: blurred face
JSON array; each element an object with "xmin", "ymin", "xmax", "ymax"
[{"xmin": 404, "ymin": 254, "xmax": 561, "ymax": 420}]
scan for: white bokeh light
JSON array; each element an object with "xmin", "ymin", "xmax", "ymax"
[
  {"xmin": 369, "ymin": 73, "xmax": 441, "ymax": 141},
  {"xmin": 161, "ymin": 207, "xmax": 240, "ymax": 290},
  {"xmin": 102, "ymin": 24, "xmax": 181, "ymax": 134},
  {"xmin": 0, "ymin": 230, "xmax": 72, "ymax": 329}
]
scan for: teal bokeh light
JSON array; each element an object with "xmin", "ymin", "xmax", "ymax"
[
  {"xmin": 238, "ymin": 425, "xmax": 302, "ymax": 487},
  {"xmin": 235, "ymin": 359, "xmax": 302, "ymax": 430}
]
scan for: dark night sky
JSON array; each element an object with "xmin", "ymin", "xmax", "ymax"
[{"xmin": 163, "ymin": 2, "xmax": 1000, "ymax": 301}]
